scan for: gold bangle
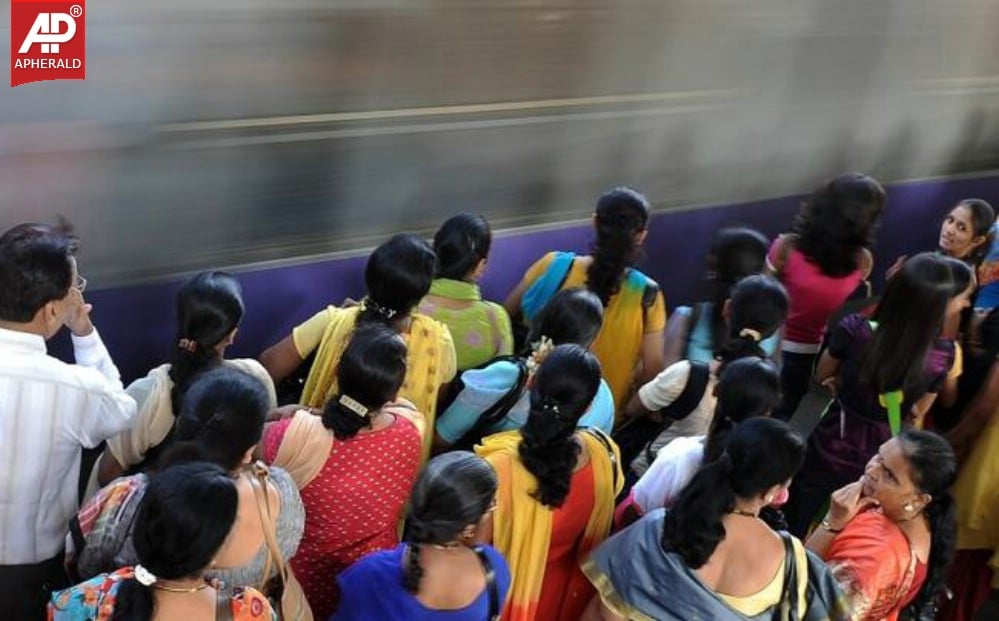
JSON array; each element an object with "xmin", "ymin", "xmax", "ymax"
[{"xmin": 821, "ymin": 519, "xmax": 844, "ymax": 534}]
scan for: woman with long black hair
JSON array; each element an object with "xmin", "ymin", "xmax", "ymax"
[
  {"xmin": 261, "ymin": 233, "xmax": 456, "ymax": 460},
  {"xmin": 262, "ymin": 325, "xmax": 423, "ymax": 619},
  {"xmin": 50, "ymin": 462, "xmax": 275, "ymax": 620},
  {"xmin": 74, "ymin": 367, "xmax": 304, "ymax": 602},
  {"xmin": 622, "ymin": 274, "xmax": 788, "ymax": 479},
  {"xmin": 475, "ymin": 344, "xmax": 623, "ymax": 621},
  {"xmin": 619, "ymin": 356, "xmax": 781, "ymax": 523},
  {"xmin": 504, "ymin": 187, "xmax": 667, "ymax": 415},
  {"xmin": 333, "ymin": 452, "xmax": 511, "ymax": 621},
  {"xmin": 419, "ymin": 213, "xmax": 513, "ymax": 371},
  {"xmin": 94, "ymin": 271, "xmax": 276, "ymax": 488},
  {"xmin": 783, "ymin": 253, "xmax": 956, "ymax": 536},
  {"xmin": 662, "ymin": 226, "xmax": 775, "ymax": 366},
  {"xmin": 583, "ymin": 418, "xmax": 849, "ymax": 620},
  {"xmin": 435, "ymin": 287, "xmax": 614, "ymax": 451},
  {"xmin": 769, "ymin": 173, "xmax": 886, "ymax": 420}
]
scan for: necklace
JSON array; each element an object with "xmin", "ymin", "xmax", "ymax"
[
  {"xmin": 730, "ymin": 508, "xmax": 759, "ymax": 518},
  {"xmin": 431, "ymin": 542, "xmax": 462, "ymax": 551},
  {"xmin": 152, "ymin": 581, "xmax": 210, "ymax": 593}
]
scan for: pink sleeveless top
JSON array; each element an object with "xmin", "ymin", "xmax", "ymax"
[{"xmin": 769, "ymin": 241, "xmax": 864, "ymax": 352}]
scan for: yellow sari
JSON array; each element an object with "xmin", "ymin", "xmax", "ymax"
[
  {"xmin": 475, "ymin": 429, "xmax": 623, "ymax": 621},
  {"xmin": 299, "ymin": 306, "xmax": 455, "ymax": 461},
  {"xmin": 519, "ymin": 252, "xmax": 666, "ymax": 414}
]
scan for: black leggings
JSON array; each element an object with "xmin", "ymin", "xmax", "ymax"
[{"xmin": 775, "ymin": 351, "xmax": 818, "ymax": 421}]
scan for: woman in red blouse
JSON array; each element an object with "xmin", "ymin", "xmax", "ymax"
[{"xmin": 262, "ymin": 325, "xmax": 424, "ymax": 619}]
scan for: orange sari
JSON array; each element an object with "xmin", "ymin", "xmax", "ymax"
[{"xmin": 824, "ymin": 510, "xmax": 923, "ymax": 621}]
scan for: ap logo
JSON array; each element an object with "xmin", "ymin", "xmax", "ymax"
[
  {"xmin": 19, "ymin": 13, "xmax": 78, "ymax": 54},
  {"xmin": 10, "ymin": 0, "xmax": 86, "ymax": 87}
]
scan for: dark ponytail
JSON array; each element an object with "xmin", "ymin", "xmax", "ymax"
[
  {"xmin": 663, "ymin": 418, "xmax": 804, "ymax": 569},
  {"xmin": 111, "ymin": 463, "xmax": 238, "ymax": 621},
  {"xmin": 403, "ymin": 543, "xmax": 425, "ymax": 593},
  {"xmin": 433, "ymin": 213, "xmax": 492, "ymax": 280},
  {"xmin": 111, "ymin": 579, "xmax": 155, "ymax": 621},
  {"xmin": 161, "ymin": 367, "xmax": 269, "ymax": 471},
  {"xmin": 586, "ymin": 187, "xmax": 650, "ymax": 306},
  {"xmin": 518, "ymin": 344, "xmax": 601, "ymax": 507},
  {"xmin": 357, "ymin": 234, "xmax": 436, "ymax": 327},
  {"xmin": 402, "ymin": 452, "xmax": 498, "ymax": 593},
  {"xmin": 662, "ymin": 454, "xmax": 736, "ymax": 569},
  {"xmin": 713, "ymin": 274, "xmax": 788, "ymax": 369},
  {"xmin": 898, "ymin": 430, "xmax": 958, "ymax": 620},
  {"xmin": 703, "ymin": 227, "xmax": 770, "ymax": 353},
  {"xmin": 167, "ymin": 272, "xmax": 244, "ymax": 414},
  {"xmin": 322, "ymin": 324, "xmax": 407, "ymax": 440},
  {"xmin": 702, "ymin": 357, "xmax": 781, "ymax": 462}
]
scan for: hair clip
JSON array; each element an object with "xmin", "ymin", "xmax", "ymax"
[
  {"xmin": 177, "ymin": 338, "xmax": 197, "ymax": 353},
  {"xmin": 338, "ymin": 394, "xmax": 369, "ymax": 418},
  {"xmin": 134, "ymin": 564, "xmax": 157, "ymax": 586},
  {"xmin": 526, "ymin": 336, "xmax": 555, "ymax": 374},
  {"xmin": 540, "ymin": 397, "xmax": 561, "ymax": 415},
  {"xmin": 362, "ymin": 298, "xmax": 398, "ymax": 320},
  {"xmin": 738, "ymin": 328, "xmax": 763, "ymax": 342}
]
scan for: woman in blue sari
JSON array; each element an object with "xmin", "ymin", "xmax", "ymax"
[{"xmin": 582, "ymin": 418, "xmax": 849, "ymax": 621}]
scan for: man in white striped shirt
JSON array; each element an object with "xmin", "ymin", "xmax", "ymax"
[{"xmin": 0, "ymin": 224, "xmax": 137, "ymax": 619}]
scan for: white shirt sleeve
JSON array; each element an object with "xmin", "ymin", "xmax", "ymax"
[
  {"xmin": 72, "ymin": 328, "xmax": 123, "ymax": 390},
  {"xmin": 632, "ymin": 436, "xmax": 705, "ymax": 513},
  {"xmin": 637, "ymin": 360, "xmax": 692, "ymax": 411},
  {"xmin": 70, "ymin": 329, "xmax": 137, "ymax": 447}
]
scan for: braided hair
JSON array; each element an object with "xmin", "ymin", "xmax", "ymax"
[
  {"xmin": 586, "ymin": 187, "xmax": 650, "ymax": 306},
  {"xmin": 402, "ymin": 452, "xmax": 497, "ymax": 593}
]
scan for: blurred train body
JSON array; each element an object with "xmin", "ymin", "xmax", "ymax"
[{"xmin": 2, "ymin": 0, "xmax": 999, "ymax": 286}]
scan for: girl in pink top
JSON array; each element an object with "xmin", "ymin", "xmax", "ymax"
[{"xmin": 769, "ymin": 173, "xmax": 885, "ymax": 420}]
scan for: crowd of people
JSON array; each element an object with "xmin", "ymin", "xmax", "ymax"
[{"xmin": 1, "ymin": 176, "xmax": 998, "ymax": 621}]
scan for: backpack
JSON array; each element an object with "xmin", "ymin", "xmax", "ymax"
[
  {"xmin": 67, "ymin": 475, "xmax": 148, "ymax": 582},
  {"xmin": 449, "ymin": 356, "xmax": 530, "ymax": 451},
  {"xmin": 612, "ymin": 360, "xmax": 711, "ymax": 476}
]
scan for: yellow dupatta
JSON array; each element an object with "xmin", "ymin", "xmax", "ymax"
[
  {"xmin": 476, "ymin": 429, "xmax": 623, "ymax": 621},
  {"xmin": 300, "ymin": 306, "xmax": 454, "ymax": 461}
]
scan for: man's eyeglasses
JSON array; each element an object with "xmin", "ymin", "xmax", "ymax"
[{"xmin": 73, "ymin": 274, "xmax": 87, "ymax": 294}]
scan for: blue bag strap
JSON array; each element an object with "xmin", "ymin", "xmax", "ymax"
[{"xmin": 521, "ymin": 251, "xmax": 575, "ymax": 321}]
